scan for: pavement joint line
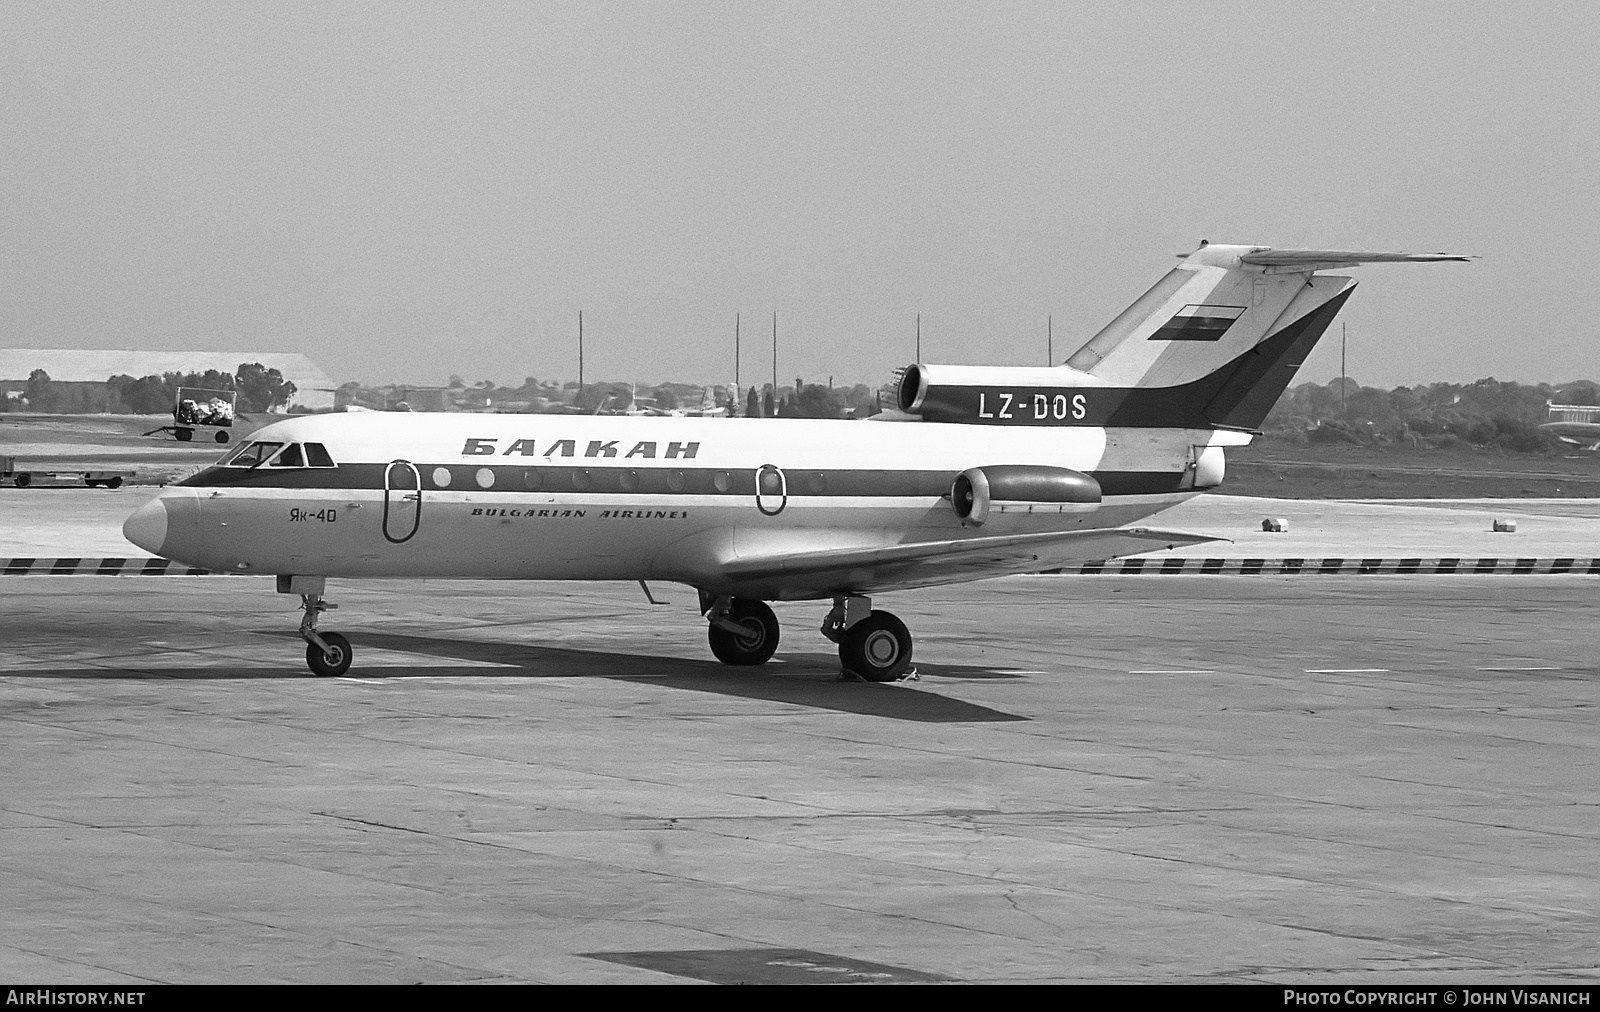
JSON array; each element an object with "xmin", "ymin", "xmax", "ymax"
[
  {"xmin": 8, "ymin": 555, "xmax": 1600, "ymax": 575},
  {"xmin": 1305, "ymin": 668, "xmax": 1392, "ymax": 673}
]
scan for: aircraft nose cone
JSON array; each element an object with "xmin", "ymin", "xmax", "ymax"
[{"xmin": 122, "ymin": 498, "xmax": 169, "ymax": 556}]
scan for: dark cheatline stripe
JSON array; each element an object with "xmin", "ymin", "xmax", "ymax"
[
  {"xmin": 1513, "ymin": 558, "xmax": 1537, "ymax": 574},
  {"xmin": 1319, "ymin": 558, "xmax": 1344, "ymax": 574},
  {"xmin": 1397, "ymin": 558, "xmax": 1421, "ymax": 574},
  {"xmin": 1551, "ymin": 558, "xmax": 1575, "ymax": 574},
  {"xmin": 177, "ymin": 462, "xmax": 1194, "ymax": 499},
  {"xmin": 140, "ymin": 558, "xmax": 171, "ymax": 575},
  {"xmin": 51, "ymin": 558, "xmax": 81, "ymax": 574},
  {"xmin": 1359, "ymin": 558, "xmax": 1383, "ymax": 574},
  {"xmin": 1281, "ymin": 559, "xmax": 1303, "ymax": 574},
  {"xmin": 98, "ymin": 558, "xmax": 126, "ymax": 575},
  {"xmin": 1201, "ymin": 558, "xmax": 1225, "ymax": 574},
  {"xmin": 1121, "ymin": 559, "xmax": 1145, "ymax": 574},
  {"xmin": 1437, "ymin": 558, "xmax": 1459, "ymax": 573},
  {"xmin": 5, "ymin": 558, "xmax": 36, "ymax": 575},
  {"xmin": 1241, "ymin": 559, "xmax": 1264, "ymax": 574},
  {"xmin": 1474, "ymin": 558, "xmax": 1499, "ymax": 573},
  {"xmin": 1160, "ymin": 558, "xmax": 1185, "ymax": 573}
]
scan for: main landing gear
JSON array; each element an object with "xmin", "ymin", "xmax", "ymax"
[
  {"xmin": 701, "ymin": 593, "xmax": 914, "ymax": 682},
  {"xmin": 278, "ymin": 575, "xmax": 352, "ymax": 677}
]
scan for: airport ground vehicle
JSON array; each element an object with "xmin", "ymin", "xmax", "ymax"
[
  {"xmin": 1, "ymin": 454, "xmax": 132, "ymax": 488},
  {"xmin": 143, "ymin": 386, "xmax": 238, "ymax": 444}
]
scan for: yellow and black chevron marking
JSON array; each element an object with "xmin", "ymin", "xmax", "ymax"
[
  {"xmin": 1048, "ymin": 557, "xmax": 1600, "ymax": 575},
  {"xmin": 0, "ymin": 557, "xmax": 245, "ymax": 576},
  {"xmin": 3, "ymin": 557, "xmax": 1600, "ymax": 577}
]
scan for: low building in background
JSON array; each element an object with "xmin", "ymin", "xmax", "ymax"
[{"xmin": 0, "ymin": 349, "xmax": 335, "ymax": 412}]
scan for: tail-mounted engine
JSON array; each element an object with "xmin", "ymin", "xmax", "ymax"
[
  {"xmin": 897, "ymin": 363, "xmax": 1102, "ymax": 425},
  {"xmin": 951, "ymin": 464, "xmax": 1102, "ymax": 527}
]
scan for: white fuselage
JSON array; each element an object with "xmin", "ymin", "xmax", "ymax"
[{"xmin": 128, "ymin": 412, "xmax": 1234, "ymax": 599}]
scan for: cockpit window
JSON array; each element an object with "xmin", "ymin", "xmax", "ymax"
[
  {"xmin": 219, "ymin": 441, "xmax": 284, "ymax": 468},
  {"xmin": 305, "ymin": 442, "xmax": 336, "ymax": 468},
  {"xmin": 270, "ymin": 443, "xmax": 305, "ymax": 467}
]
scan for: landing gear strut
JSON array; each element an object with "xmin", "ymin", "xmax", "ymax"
[
  {"xmin": 697, "ymin": 591, "xmax": 914, "ymax": 680},
  {"xmin": 823, "ymin": 595, "xmax": 914, "ymax": 682},
  {"xmin": 703, "ymin": 595, "xmax": 780, "ymax": 666},
  {"xmin": 278, "ymin": 575, "xmax": 353, "ymax": 677}
]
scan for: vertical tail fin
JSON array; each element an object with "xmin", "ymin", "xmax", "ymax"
[{"xmin": 1065, "ymin": 244, "xmax": 1470, "ymax": 429}]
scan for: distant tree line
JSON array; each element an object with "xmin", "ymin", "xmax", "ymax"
[
  {"xmin": 15, "ymin": 364, "xmax": 296, "ymax": 414},
  {"xmin": 1266, "ymin": 377, "xmax": 1589, "ymax": 453},
  {"xmin": 335, "ymin": 375, "xmax": 882, "ymax": 418}
]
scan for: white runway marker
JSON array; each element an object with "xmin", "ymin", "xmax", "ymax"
[
  {"xmin": 1476, "ymin": 665, "xmax": 1562, "ymax": 672},
  {"xmin": 1130, "ymin": 669, "xmax": 1216, "ymax": 675},
  {"xmin": 1305, "ymin": 668, "xmax": 1391, "ymax": 674}
]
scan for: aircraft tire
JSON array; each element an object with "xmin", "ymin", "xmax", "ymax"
[
  {"xmin": 708, "ymin": 599, "xmax": 780, "ymax": 666},
  {"xmin": 839, "ymin": 611, "xmax": 913, "ymax": 682},
  {"xmin": 106, "ymin": 476, "xmax": 123, "ymax": 489},
  {"xmin": 215, "ymin": 430, "xmax": 230, "ymax": 444},
  {"xmin": 175, "ymin": 428, "xmax": 193, "ymax": 442},
  {"xmin": 306, "ymin": 632, "xmax": 353, "ymax": 677}
]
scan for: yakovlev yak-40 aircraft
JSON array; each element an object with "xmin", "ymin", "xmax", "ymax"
[{"xmin": 124, "ymin": 243, "xmax": 1469, "ymax": 679}]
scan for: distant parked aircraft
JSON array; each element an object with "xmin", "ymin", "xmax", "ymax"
[{"xmin": 1540, "ymin": 403, "xmax": 1600, "ymax": 450}]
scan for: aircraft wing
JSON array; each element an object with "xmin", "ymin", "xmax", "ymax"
[
  {"xmin": 1240, "ymin": 249, "xmax": 1474, "ymax": 268},
  {"xmin": 716, "ymin": 527, "xmax": 1219, "ymax": 599}
]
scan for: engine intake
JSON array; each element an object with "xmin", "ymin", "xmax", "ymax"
[{"xmin": 951, "ymin": 465, "xmax": 1102, "ymax": 526}]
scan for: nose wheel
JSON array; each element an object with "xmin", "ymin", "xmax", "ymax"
[
  {"xmin": 295, "ymin": 587, "xmax": 353, "ymax": 677},
  {"xmin": 306, "ymin": 632, "xmax": 353, "ymax": 677}
]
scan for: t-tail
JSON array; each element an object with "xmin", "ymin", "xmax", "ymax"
[{"xmin": 894, "ymin": 243, "xmax": 1472, "ymax": 430}]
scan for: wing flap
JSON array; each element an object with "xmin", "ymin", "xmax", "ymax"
[{"xmin": 718, "ymin": 527, "xmax": 1220, "ymax": 598}]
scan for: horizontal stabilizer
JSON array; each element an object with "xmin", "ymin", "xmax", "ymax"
[{"xmin": 1239, "ymin": 249, "xmax": 1474, "ymax": 268}]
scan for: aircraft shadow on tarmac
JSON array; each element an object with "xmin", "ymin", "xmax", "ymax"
[
  {"xmin": 13, "ymin": 631, "xmax": 1028, "ymax": 724},
  {"xmin": 350, "ymin": 630, "xmax": 1030, "ymax": 724}
]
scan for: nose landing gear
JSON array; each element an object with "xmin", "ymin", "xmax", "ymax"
[{"xmin": 278, "ymin": 575, "xmax": 353, "ymax": 677}]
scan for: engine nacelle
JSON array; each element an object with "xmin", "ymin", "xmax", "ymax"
[
  {"xmin": 897, "ymin": 363, "xmax": 1104, "ymax": 425},
  {"xmin": 951, "ymin": 464, "xmax": 1102, "ymax": 527}
]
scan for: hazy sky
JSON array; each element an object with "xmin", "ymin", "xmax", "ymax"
[{"xmin": 2, "ymin": 2, "xmax": 1596, "ymax": 390}]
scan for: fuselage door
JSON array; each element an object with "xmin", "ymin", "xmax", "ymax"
[
  {"xmin": 383, "ymin": 460, "xmax": 422, "ymax": 543},
  {"xmin": 755, "ymin": 463, "xmax": 788, "ymax": 516}
]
